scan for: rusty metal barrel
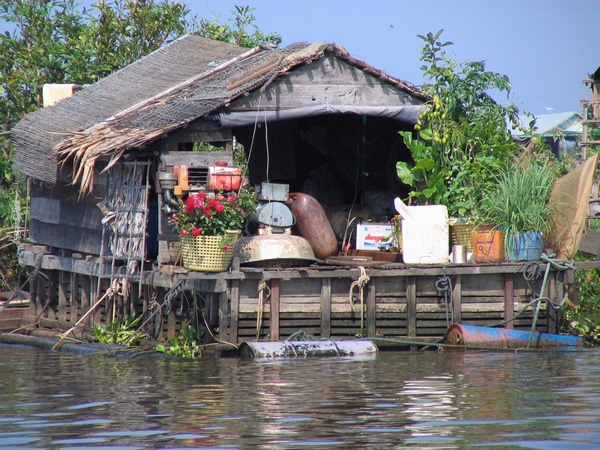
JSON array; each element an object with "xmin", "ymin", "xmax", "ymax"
[{"xmin": 442, "ymin": 324, "xmax": 583, "ymax": 349}]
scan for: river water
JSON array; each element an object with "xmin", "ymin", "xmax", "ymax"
[{"xmin": 1, "ymin": 343, "xmax": 600, "ymax": 449}]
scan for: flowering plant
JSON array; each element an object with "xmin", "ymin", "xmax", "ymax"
[{"xmin": 169, "ymin": 188, "xmax": 256, "ymax": 240}]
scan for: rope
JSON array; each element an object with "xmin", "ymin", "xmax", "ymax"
[
  {"xmin": 256, "ymin": 280, "xmax": 270, "ymax": 340},
  {"xmin": 435, "ymin": 275, "xmax": 454, "ymax": 327},
  {"xmin": 349, "ymin": 266, "xmax": 370, "ymax": 334}
]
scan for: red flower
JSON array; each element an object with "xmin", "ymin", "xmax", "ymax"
[
  {"xmin": 223, "ymin": 245, "xmax": 231, "ymax": 251},
  {"xmin": 203, "ymin": 207, "xmax": 212, "ymax": 217},
  {"xmin": 180, "ymin": 230, "xmax": 187, "ymax": 236},
  {"xmin": 226, "ymin": 194, "xmax": 236, "ymax": 203},
  {"xmin": 185, "ymin": 194, "xmax": 204, "ymax": 214},
  {"xmin": 215, "ymin": 202, "xmax": 225, "ymax": 213},
  {"xmin": 208, "ymin": 197, "xmax": 219, "ymax": 207},
  {"xmin": 191, "ymin": 228, "xmax": 202, "ymax": 237}
]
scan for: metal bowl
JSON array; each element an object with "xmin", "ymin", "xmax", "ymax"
[{"xmin": 233, "ymin": 235, "xmax": 316, "ymax": 267}]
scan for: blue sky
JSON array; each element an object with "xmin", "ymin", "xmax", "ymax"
[
  {"xmin": 197, "ymin": 0, "xmax": 600, "ymax": 117},
  {"xmin": 2, "ymin": 0, "xmax": 598, "ymax": 118}
]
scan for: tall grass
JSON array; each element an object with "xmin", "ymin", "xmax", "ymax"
[{"xmin": 479, "ymin": 161, "xmax": 555, "ymax": 234}]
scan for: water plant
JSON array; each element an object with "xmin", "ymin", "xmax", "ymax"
[
  {"xmin": 156, "ymin": 324, "xmax": 204, "ymax": 358},
  {"xmin": 93, "ymin": 314, "xmax": 149, "ymax": 346}
]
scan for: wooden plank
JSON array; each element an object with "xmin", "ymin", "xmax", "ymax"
[
  {"xmin": 320, "ymin": 278, "xmax": 331, "ymax": 338},
  {"xmin": 218, "ymin": 292, "xmax": 229, "ymax": 342},
  {"xmin": 578, "ymin": 228, "xmax": 600, "ymax": 256},
  {"xmin": 270, "ymin": 279, "xmax": 280, "ymax": 341},
  {"xmin": 57, "ymin": 271, "xmax": 68, "ymax": 323},
  {"xmin": 366, "ymin": 282, "xmax": 376, "ymax": 337},
  {"xmin": 407, "ymin": 276, "xmax": 417, "ymax": 337},
  {"xmin": 70, "ymin": 273, "xmax": 79, "ymax": 324},
  {"xmin": 81, "ymin": 275, "xmax": 91, "ymax": 325},
  {"xmin": 452, "ymin": 274, "xmax": 462, "ymax": 324},
  {"xmin": 230, "ymin": 280, "xmax": 240, "ymax": 344},
  {"xmin": 504, "ymin": 274, "xmax": 514, "ymax": 330}
]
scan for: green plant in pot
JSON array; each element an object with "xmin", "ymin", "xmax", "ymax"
[{"xmin": 478, "ymin": 160, "xmax": 557, "ymax": 261}]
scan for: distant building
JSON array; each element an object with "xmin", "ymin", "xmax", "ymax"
[{"xmin": 512, "ymin": 112, "xmax": 582, "ymax": 159}]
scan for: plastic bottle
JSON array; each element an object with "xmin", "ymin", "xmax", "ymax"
[{"xmin": 288, "ymin": 192, "xmax": 338, "ymax": 259}]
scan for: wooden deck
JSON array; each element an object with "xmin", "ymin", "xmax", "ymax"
[{"xmin": 16, "ymin": 246, "xmax": 588, "ymax": 346}]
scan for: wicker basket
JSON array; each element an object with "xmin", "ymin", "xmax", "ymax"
[
  {"xmin": 180, "ymin": 231, "xmax": 240, "ymax": 272},
  {"xmin": 451, "ymin": 222, "xmax": 476, "ymax": 252}
]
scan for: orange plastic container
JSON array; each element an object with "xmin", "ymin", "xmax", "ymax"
[{"xmin": 472, "ymin": 229, "xmax": 505, "ymax": 263}]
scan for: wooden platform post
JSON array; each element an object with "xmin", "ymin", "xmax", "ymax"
[
  {"xmin": 366, "ymin": 281, "xmax": 376, "ymax": 337},
  {"xmin": 218, "ymin": 291, "xmax": 229, "ymax": 342},
  {"xmin": 452, "ymin": 275, "xmax": 462, "ymax": 324},
  {"xmin": 229, "ymin": 279, "xmax": 240, "ymax": 344},
  {"xmin": 270, "ymin": 279, "xmax": 280, "ymax": 341},
  {"xmin": 320, "ymin": 278, "xmax": 331, "ymax": 338},
  {"xmin": 504, "ymin": 274, "xmax": 514, "ymax": 329},
  {"xmin": 407, "ymin": 276, "xmax": 417, "ymax": 337}
]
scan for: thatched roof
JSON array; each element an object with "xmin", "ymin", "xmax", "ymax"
[{"xmin": 12, "ymin": 35, "xmax": 425, "ymax": 191}]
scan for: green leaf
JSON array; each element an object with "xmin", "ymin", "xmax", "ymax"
[{"xmin": 396, "ymin": 161, "xmax": 415, "ymax": 186}]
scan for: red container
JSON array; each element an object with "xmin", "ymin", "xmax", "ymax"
[
  {"xmin": 288, "ymin": 192, "xmax": 338, "ymax": 259},
  {"xmin": 208, "ymin": 165, "xmax": 241, "ymax": 191}
]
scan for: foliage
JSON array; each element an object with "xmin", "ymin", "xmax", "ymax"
[
  {"xmin": 169, "ymin": 187, "xmax": 256, "ymax": 238},
  {"xmin": 0, "ymin": 0, "xmax": 278, "ymax": 291},
  {"xmin": 404, "ymin": 30, "xmax": 535, "ymax": 217},
  {"xmin": 156, "ymin": 324, "xmax": 204, "ymax": 358},
  {"xmin": 93, "ymin": 314, "xmax": 149, "ymax": 346},
  {"xmin": 197, "ymin": 5, "xmax": 281, "ymax": 47},
  {"xmin": 564, "ymin": 219, "xmax": 600, "ymax": 344},
  {"xmin": 478, "ymin": 159, "xmax": 556, "ymax": 234},
  {"xmin": 395, "ymin": 130, "xmax": 450, "ymax": 204}
]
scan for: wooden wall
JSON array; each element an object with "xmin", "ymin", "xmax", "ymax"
[{"xmin": 19, "ymin": 249, "xmax": 569, "ymax": 345}]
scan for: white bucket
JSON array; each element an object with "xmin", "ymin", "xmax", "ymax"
[{"xmin": 402, "ymin": 205, "xmax": 449, "ymax": 264}]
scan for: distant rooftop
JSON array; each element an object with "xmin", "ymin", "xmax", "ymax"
[{"xmin": 513, "ymin": 111, "xmax": 582, "ymax": 137}]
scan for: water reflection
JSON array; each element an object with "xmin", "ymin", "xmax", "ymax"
[{"xmin": 1, "ymin": 344, "xmax": 600, "ymax": 448}]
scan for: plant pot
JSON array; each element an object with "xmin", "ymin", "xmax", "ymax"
[
  {"xmin": 505, "ymin": 230, "xmax": 544, "ymax": 261},
  {"xmin": 472, "ymin": 229, "xmax": 504, "ymax": 263},
  {"xmin": 451, "ymin": 220, "xmax": 476, "ymax": 252},
  {"xmin": 180, "ymin": 230, "xmax": 240, "ymax": 272}
]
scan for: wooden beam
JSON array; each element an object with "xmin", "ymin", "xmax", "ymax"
[
  {"xmin": 270, "ymin": 279, "xmax": 280, "ymax": 341},
  {"xmin": 504, "ymin": 274, "xmax": 514, "ymax": 329},
  {"xmin": 230, "ymin": 279, "xmax": 240, "ymax": 344},
  {"xmin": 452, "ymin": 275, "xmax": 462, "ymax": 324},
  {"xmin": 69, "ymin": 272, "xmax": 79, "ymax": 324},
  {"xmin": 320, "ymin": 278, "xmax": 331, "ymax": 338},
  {"xmin": 366, "ymin": 281, "xmax": 376, "ymax": 337},
  {"xmin": 57, "ymin": 271, "xmax": 68, "ymax": 323},
  {"xmin": 218, "ymin": 292, "xmax": 229, "ymax": 342},
  {"xmin": 407, "ymin": 276, "xmax": 417, "ymax": 337}
]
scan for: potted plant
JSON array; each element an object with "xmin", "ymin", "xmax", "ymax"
[
  {"xmin": 478, "ymin": 160, "xmax": 556, "ymax": 261},
  {"xmin": 169, "ymin": 188, "xmax": 256, "ymax": 271}
]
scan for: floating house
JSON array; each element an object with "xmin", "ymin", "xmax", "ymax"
[{"xmin": 9, "ymin": 36, "xmax": 579, "ymax": 346}]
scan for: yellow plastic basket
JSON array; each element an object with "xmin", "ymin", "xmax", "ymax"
[
  {"xmin": 180, "ymin": 232, "xmax": 239, "ymax": 272},
  {"xmin": 451, "ymin": 223, "xmax": 476, "ymax": 252}
]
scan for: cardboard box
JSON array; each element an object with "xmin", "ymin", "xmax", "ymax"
[{"xmin": 356, "ymin": 223, "xmax": 395, "ymax": 250}]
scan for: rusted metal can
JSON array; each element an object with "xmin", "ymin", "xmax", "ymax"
[{"xmin": 442, "ymin": 324, "xmax": 583, "ymax": 349}]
